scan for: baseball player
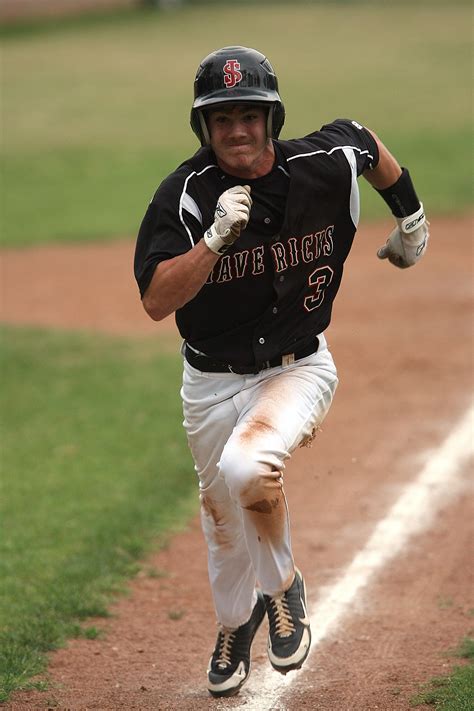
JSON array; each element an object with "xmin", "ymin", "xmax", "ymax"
[{"xmin": 134, "ymin": 46, "xmax": 429, "ymax": 698}]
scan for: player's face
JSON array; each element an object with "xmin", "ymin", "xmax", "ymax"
[{"xmin": 207, "ymin": 104, "xmax": 275, "ymax": 179}]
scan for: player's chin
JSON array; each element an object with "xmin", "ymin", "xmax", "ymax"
[
  {"xmin": 217, "ymin": 149, "xmax": 258, "ymax": 177},
  {"xmin": 225, "ymin": 151, "xmax": 255, "ymax": 170},
  {"xmin": 225, "ymin": 148, "xmax": 252, "ymax": 161}
]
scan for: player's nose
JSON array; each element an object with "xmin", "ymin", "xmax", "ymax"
[{"xmin": 228, "ymin": 119, "xmax": 247, "ymax": 138}]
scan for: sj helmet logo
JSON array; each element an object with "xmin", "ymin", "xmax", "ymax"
[{"xmin": 223, "ymin": 59, "xmax": 243, "ymax": 88}]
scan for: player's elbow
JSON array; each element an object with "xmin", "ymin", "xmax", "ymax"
[{"xmin": 142, "ymin": 293, "xmax": 167, "ymax": 321}]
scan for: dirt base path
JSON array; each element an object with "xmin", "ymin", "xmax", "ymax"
[
  {"xmin": 0, "ymin": 239, "xmax": 171, "ymax": 337},
  {"xmin": 2, "ymin": 216, "xmax": 473, "ymax": 710}
]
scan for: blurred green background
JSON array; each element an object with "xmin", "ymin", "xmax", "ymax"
[
  {"xmin": 0, "ymin": 0, "xmax": 472, "ymax": 702},
  {"xmin": 1, "ymin": 0, "xmax": 472, "ymax": 246}
]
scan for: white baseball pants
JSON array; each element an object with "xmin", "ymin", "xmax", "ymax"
[{"xmin": 180, "ymin": 334, "xmax": 338, "ymax": 629}]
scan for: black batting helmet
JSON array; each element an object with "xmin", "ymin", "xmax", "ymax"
[{"xmin": 190, "ymin": 46, "xmax": 285, "ymax": 145}]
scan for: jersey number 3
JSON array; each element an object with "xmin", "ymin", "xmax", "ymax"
[{"xmin": 304, "ymin": 266, "xmax": 334, "ymax": 311}]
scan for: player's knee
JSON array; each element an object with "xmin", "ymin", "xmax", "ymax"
[{"xmin": 218, "ymin": 445, "xmax": 261, "ymax": 502}]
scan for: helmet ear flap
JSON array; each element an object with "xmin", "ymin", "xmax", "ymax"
[
  {"xmin": 269, "ymin": 102, "xmax": 285, "ymax": 139},
  {"xmin": 198, "ymin": 111, "xmax": 210, "ymax": 145},
  {"xmin": 190, "ymin": 108, "xmax": 210, "ymax": 146},
  {"xmin": 266, "ymin": 107, "xmax": 273, "ymax": 139}
]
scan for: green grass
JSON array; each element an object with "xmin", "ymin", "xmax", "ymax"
[
  {"xmin": 1, "ymin": 2, "xmax": 472, "ymax": 246},
  {"xmin": 411, "ymin": 638, "xmax": 474, "ymax": 710},
  {"xmin": 0, "ymin": 5, "xmax": 143, "ymax": 40},
  {"xmin": 1, "ymin": 146, "xmax": 182, "ymax": 244},
  {"xmin": 0, "ymin": 325, "xmax": 196, "ymax": 702}
]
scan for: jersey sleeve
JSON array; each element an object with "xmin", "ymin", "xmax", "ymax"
[
  {"xmin": 318, "ymin": 118, "xmax": 379, "ymax": 174},
  {"xmin": 134, "ymin": 167, "xmax": 203, "ymax": 297}
]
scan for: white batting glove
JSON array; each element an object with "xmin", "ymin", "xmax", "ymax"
[
  {"xmin": 204, "ymin": 185, "xmax": 252, "ymax": 255},
  {"xmin": 377, "ymin": 204, "xmax": 429, "ymax": 269}
]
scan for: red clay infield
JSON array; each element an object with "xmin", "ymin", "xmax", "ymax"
[{"xmin": 2, "ymin": 215, "xmax": 473, "ymax": 710}]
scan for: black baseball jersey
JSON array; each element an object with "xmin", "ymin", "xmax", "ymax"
[{"xmin": 134, "ymin": 119, "xmax": 379, "ymax": 368}]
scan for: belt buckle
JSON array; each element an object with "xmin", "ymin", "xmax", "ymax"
[{"xmin": 282, "ymin": 353, "xmax": 295, "ymax": 367}]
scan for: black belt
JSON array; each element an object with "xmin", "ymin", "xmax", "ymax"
[{"xmin": 184, "ymin": 338, "xmax": 319, "ymax": 375}]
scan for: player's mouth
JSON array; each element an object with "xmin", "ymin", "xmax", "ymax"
[
  {"xmin": 225, "ymin": 143, "xmax": 255, "ymax": 157},
  {"xmin": 227, "ymin": 143, "xmax": 251, "ymax": 150}
]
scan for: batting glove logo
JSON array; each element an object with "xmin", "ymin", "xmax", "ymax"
[
  {"xmin": 223, "ymin": 59, "xmax": 243, "ymax": 88},
  {"xmin": 405, "ymin": 213, "xmax": 425, "ymax": 232},
  {"xmin": 215, "ymin": 201, "xmax": 227, "ymax": 218},
  {"xmin": 416, "ymin": 235, "xmax": 427, "ymax": 256}
]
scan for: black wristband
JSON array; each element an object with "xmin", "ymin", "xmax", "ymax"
[{"xmin": 376, "ymin": 167, "xmax": 421, "ymax": 218}]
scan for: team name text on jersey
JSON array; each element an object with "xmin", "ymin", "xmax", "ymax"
[{"xmin": 205, "ymin": 224, "xmax": 334, "ymax": 285}]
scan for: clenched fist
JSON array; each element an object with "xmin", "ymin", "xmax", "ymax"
[
  {"xmin": 204, "ymin": 185, "xmax": 252, "ymax": 255},
  {"xmin": 377, "ymin": 204, "xmax": 429, "ymax": 269}
]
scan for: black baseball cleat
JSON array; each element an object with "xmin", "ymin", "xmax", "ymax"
[
  {"xmin": 207, "ymin": 591, "xmax": 266, "ymax": 698},
  {"xmin": 264, "ymin": 568, "xmax": 311, "ymax": 674}
]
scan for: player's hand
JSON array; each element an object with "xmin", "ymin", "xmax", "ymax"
[
  {"xmin": 377, "ymin": 204, "xmax": 429, "ymax": 269},
  {"xmin": 204, "ymin": 185, "xmax": 252, "ymax": 255}
]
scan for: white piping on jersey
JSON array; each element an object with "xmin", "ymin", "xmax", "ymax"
[
  {"xmin": 179, "ymin": 164, "xmax": 218, "ymax": 247},
  {"xmin": 277, "ymin": 165, "xmax": 290, "ymax": 178},
  {"xmin": 286, "ymin": 144, "xmax": 374, "ymax": 163},
  {"xmin": 287, "ymin": 143, "xmax": 369, "ymax": 229},
  {"xmin": 342, "ymin": 147, "xmax": 360, "ymax": 228},
  {"xmin": 181, "ymin": 192, "xmax": 203, "ymax": 227}
]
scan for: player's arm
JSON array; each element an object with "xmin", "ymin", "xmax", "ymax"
[
  {"xmin": 142, "ymin": 241, "xmax": 219, "ymax": 321},
  {"xmin": 362, "ymin": 131, "xmax": 401, "ymax": 190},
  {"xmin": 142, "ymin": 185, "xmax": 252, "ymax": 321},
  {"xmin": 363, "ymin": 129, "xmax": 429, "ymax": 269}
]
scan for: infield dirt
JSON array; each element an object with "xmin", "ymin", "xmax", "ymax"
[{"xmin": 2, "ymin": 215, "xmax": 473, "ymax": 710}]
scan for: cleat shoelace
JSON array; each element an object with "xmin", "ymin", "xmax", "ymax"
[
  {"xmin": 268, "ymin": 594, "xmax": 295, "ymax": 638},
  {"xmin": 215, "ymin": 627, "xmax": 237, "ymax": 668}
]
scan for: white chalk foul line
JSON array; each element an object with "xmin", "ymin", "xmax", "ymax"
[{"xmin": 230, "ymin": 401, "xmax": 474, "ymax": 711}]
